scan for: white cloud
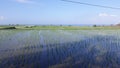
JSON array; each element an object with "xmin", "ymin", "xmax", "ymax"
[
  {"xmin": 0, "ymin": 16, "xmax": 4, "ymax": 21},
  {"xmin": 86, "ymin": 13, "xmax": 120, "ymax": 24},
  {"xmin": 110, "ymin": 15, "xmax": 117, "ymax": 17},
  {"xmin": 98, "ymin": 13, "xmax": 117, "ymax": 17},
  {"xmin": 99, "ymin": 13, "xmax": 108, "ymax": 17},
  {"xmin": 16, "ymin": 0, "xmax": 35, "ymax": 4}
]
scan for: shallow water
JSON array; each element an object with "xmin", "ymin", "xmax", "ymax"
[{"xmin": 0, "ymin": 30, "xmax": 120, "ymax": 68}]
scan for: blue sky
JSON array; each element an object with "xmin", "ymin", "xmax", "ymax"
[{"xmin": 0, "ymin": 0, "xmax": 120, "ymax": 25}]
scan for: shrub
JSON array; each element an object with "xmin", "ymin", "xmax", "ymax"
[{"xmin": 3, "ymin": 27, "xmax": 16, "ymax": 29}]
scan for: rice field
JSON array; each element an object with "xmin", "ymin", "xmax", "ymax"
[{"xmin": 0, "ymin": 30, "xmax": 120, "ymax": 68}]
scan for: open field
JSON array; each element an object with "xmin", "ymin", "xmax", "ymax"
[
  {"xmin": 0, "ymin": 29, "xmax": 120, "ymax": 68},
  {"xmin": 0, "ymin": 25, "xmax": 120, "ymax": 30}
]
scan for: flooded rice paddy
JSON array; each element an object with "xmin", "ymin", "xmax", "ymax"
[{"xmin": 0, "ymin": 30, "xmax": 120, "ymax": 68}]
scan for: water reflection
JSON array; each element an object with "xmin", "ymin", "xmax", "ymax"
[{"xmin": 0, "ymin": 35, "xmax": 120, "ymax": 68}]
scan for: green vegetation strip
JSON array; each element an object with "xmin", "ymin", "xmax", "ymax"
[{"xmin": 0, "ymin": 26, "xmax": 120, "ymax": 30}]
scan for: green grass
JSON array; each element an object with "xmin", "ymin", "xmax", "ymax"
[{"xmin": 0, "ymin": 25, "xmax": 120, "ymax": 30}]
